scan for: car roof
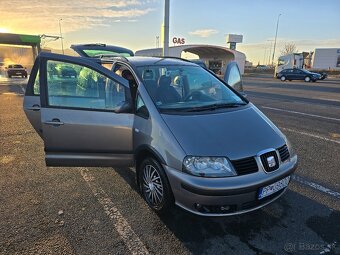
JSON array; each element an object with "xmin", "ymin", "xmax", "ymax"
[{"xmin": 123, "ymin": 56, "xmax": 198, "ymax": 67}]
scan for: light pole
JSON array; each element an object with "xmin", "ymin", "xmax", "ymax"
[
  {"xmin": 59, "ymin": 18, "xmax": 64, "ymax": 54},
  {"xmin": 163, "ymin": 0, "xmax": 170, "ymax": 56},
  {"xmin": 271, "ymin": 14, "xmax": 281, "ymax": 66},
  {"xmin": 267, "ymin": 39, "xmax": 274, "ymax": 66}
]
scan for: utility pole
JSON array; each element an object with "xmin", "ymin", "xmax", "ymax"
[
  {"xmin": 59, "ymin": 18, "xmax": 64, "ymax": 54},
  {"xmin": 163, "ymin": 0, "xmax": 170, "ymax": 56},
  {"xmin": 271, "ymin": 14, "xmax": 281, "ymax": 66}
]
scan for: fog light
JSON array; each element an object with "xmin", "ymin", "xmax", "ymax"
[
  {"xmin": 220, "ymin": 205, "xmax": 230, "ymax": 211},
  {"xmin": 194, "ymin": 203, "xmax": 202, "ymax": 209}
]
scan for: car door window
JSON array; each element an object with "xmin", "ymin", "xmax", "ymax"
[
  {"xmin": 135, "ymin": 93, "xmax": 149, "ymax": 118},
  {"xmin": 46, "ymin": 60, "xmax": 127, "ymax": 111},
  {"xmin": 33, "ymin": 70, "xmax": 40, "ymax": 95}
]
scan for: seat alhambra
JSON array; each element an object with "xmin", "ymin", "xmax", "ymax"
[{"xmin": 23, "ymin": 50, "xmax": 297, "ymax": 216}]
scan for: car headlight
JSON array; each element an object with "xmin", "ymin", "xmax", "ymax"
[{"xmin": 183, "ymin": 156, "xmax": 237, "ymax": 177}]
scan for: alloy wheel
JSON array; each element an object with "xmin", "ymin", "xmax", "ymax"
[{"xmin": 142, "ymin": 164, "xmax": 164, "ymax": 207}]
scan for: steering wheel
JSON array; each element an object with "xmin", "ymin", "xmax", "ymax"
[{"xmin": 184, "ymin": 91, "xmax": 203, "ymax": 101}]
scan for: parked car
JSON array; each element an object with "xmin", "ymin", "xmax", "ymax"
[
  {"xmin": 277, "ymin": 68, "xmax": 321, "ymax": 82},
  {"xmin": 23, "ymin": 51, "xmax": 297, "ymax": 216},
  {"xmin": 256, "ymin": 65, "xmax": 270, "ymax": 69},
  {"xmin": 320, "ymin": 72, "xmax": 328, "ymax": 80},
  {"xmin": 6, "ymin": 64, "xmax": 28, "ymax": 78}
]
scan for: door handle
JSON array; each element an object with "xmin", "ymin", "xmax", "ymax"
[
  {"xmin": 44, "ymin": 118, "xmax": 64, "ymax": 126},
  {"xmin": 26, "ymin": 104, "xmax": 40, "ymax": 111}
]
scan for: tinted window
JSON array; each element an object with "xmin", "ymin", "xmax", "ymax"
[
  {"xmin": 14, "ymin": 65, "xmax": 23, "ymax": 68},
  {"xmin": 33, "ymin": 70, "xmax": 40, "ymax": 95},
  {"xmin": 83, "ymin": 50, "xmax": 132, "ymax": 58},
  {"xmin": 46, "ymin": 60, "xmax": 127, "ymax": 111}
]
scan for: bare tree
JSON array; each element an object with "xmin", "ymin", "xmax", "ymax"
[{"xmin": 280, "ymin": 43, "xmax": 298, "ymax": 56}]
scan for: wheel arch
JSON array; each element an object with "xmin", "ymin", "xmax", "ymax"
[{"xmin": 135, "ymin": 145, "xmax": 166, "ymax": 174}]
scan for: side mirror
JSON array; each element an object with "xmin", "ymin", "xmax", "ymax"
[
  {"xmin": 114, "ymin": 101, "xmax": 132, "ymax": 113},
  {"xmin": 136, "ymin": 105, "xmax": 149, "ymax": 118},
  {"xmin": 224, "ymin": 62, "xmax": 244, "ymax": 93}
]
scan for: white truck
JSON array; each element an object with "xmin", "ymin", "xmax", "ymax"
[{"xmin": 274, "ymin": 53, "xmax": 304, "ymax": 76}]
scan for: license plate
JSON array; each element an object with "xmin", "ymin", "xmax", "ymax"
[{"xmin": 258, "ymin": 176, "xmax": 290, "ymax": 200}]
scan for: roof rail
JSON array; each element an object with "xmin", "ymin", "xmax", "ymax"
[
  {"xmin": 152, "ymin": 56, "xmax": 193, "ymax": 64},
  {"xmin": 97, "ymin": 54, "xmax": 129, "ymax": 62}
]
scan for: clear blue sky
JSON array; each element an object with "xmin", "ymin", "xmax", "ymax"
[{"xmin": 1, "ymin": 0, "xmax": 339, "ymax": 63}]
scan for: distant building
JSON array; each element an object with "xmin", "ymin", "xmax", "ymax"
[{"xmin": 135, "ymin": 44, "xmax": 246, "ymax": 74}]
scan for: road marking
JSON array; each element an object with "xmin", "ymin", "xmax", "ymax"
[
  {"xmin": 331, "ymin": 133, "xmax": 340, "ymax": 138},
  {"xmin": 281, "ymin": 127, "xmax": 340, "ymax": 144},
  {"xmin": 80, "ymin": 168, "xmax": 150, "ymax": 255},
  {"xmin": 292, "ymin": 175, "xmax": 340, "ymax": 199},
  {"xmin": 262, "ymin": 106, "xmax": 340, "ymax": 122}
]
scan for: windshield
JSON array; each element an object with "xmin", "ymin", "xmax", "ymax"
[
  {"xmin": 137, "ymin": 65, "xmax": 246, "ymax": 112},
  {"xmin": 277, "ymin": 58, "xmax": 285, "ymax": 66}
]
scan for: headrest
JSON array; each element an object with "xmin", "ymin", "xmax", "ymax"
[
  {"xmin": 158, "ymin": 75, "xmax": 171, "ymax": 88},
  {"xmin": 142, "ymin": 69, "xmax": 154, "ymax": 80}
]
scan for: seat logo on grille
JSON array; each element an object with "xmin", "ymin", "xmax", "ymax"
[{"xmin": 267, "ymin": 156, "xmax": 276, "ymax": 168}]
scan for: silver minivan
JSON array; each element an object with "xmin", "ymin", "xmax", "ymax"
[{"xmin": 23, "ymin": 50, "xmax": 297, "ymax": 216}]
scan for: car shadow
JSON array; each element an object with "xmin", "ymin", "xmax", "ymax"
[{"xmin": 114, "ymin": 167, "xmax": 340, "ymax": 254}]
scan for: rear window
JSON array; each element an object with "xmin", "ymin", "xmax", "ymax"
[
  {"xmin": 13, "ymin": 65, "xmax": 23, "ymax": 68},
  {"xmin": 83, "ymin": 50, "xmax": 132, "ymax": 58}
]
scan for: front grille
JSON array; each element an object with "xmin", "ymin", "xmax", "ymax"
[
  {"xmin": 231, "ymin": 157, "xmax": 259, "ymax": 176},
  {"xmin": 278, "ymin": 144, "xmax": 290, "ymax": 162},
  {"xmin": 260, "ymin": 151, "xmax": 279, "ymax": 172}
]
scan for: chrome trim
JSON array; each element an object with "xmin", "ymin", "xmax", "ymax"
[{"xmin": 256, "ymin": 148, "xmax": 280, "ymax": 174}]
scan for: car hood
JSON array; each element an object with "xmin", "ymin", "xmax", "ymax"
[{"xmin": 161, "ymin": 104, "xmax": 286, "ymax": 160}]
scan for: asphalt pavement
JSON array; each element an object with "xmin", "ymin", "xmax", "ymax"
[{"xmin": 0, "ymin": 74, "xmax": 339, "ymax": 255}]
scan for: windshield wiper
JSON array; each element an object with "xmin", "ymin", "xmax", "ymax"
[{"xmin": 182, "ymin": 102, "xmax": 247, "ymax": 112}]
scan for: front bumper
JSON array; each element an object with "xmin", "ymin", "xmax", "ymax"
[{"xmin": 164, "ymin": 155, "xmax": 298, "ymax": 216}]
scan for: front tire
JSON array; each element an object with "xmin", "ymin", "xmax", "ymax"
[
  {"xmin": 138, "ymin": 157, "xmax": 174, "ymax": 214},
  {"xmin": 280, "ymin": 76, "xmax": 286, "ymax": 81},
  {"xmin": 304, "ymin": 76, "xmax": 311, "ymax": 82}
]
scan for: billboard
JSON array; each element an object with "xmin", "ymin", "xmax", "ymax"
[{"xmin": 226, "ymin": 34, "xmax": 243, "ymax": 43}]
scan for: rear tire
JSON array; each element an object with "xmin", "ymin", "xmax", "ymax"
[
  {"xmin": 138, "ymin": 157, "xmax": 174, "ymax": 214},
  {"xmin": 304, "ymin": 76, "xmax": 311, "ymax": 82},
  {"xmin": 280, "ymin": 76, "xmax": 286, "ymax": 81}
]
